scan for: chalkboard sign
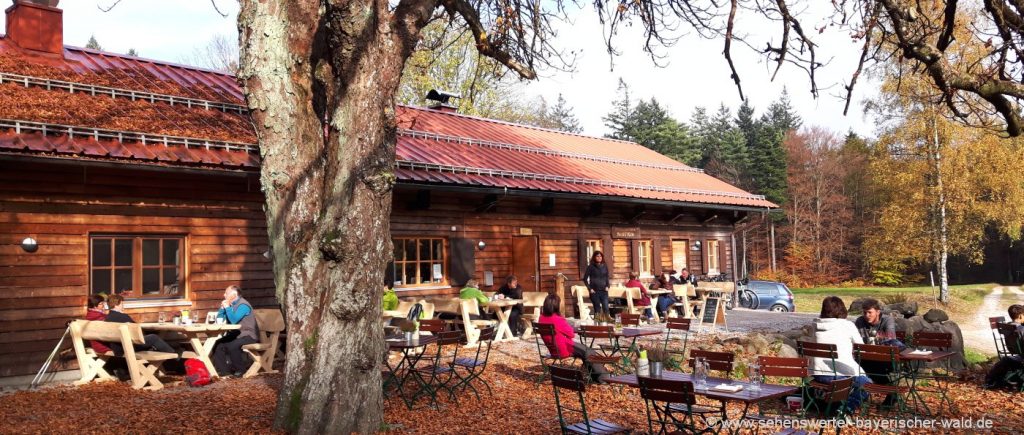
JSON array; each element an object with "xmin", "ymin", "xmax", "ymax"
[{"xmin": 698, "ymin": 297, "xmax": 728, "ymax": 331}]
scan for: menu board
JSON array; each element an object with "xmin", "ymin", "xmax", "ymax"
[{"xmin": 698, "ymin": 297, "xmax": 727, "ymax": 331}]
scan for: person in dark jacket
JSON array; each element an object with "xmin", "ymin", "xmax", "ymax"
[
  {"xmin": 652, "ymin": 272, "xmax": 675, "ymax": 319},
  {"xmin": 498, "ymin": 275, "xmax": 524, "ymax": 336},
  {"xmin": 213, "ymin": 285, "xmax": 259, "ymax": 377},
  {"xmin": 104, "ymin": 294, "xmax": 177, "ymax": 356},
  {"xmin": 582, "ymin": 251, "xmax": 610, "ymax": 316},
  {"xmin": 984, "ymin": 304, "xmax": 1024, "ymax": 389}
]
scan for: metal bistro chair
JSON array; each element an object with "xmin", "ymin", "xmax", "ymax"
[
  {"xmin": 548, "ymin": 365, "xmax": 630, "ymax": 435},
  {"xmin": 796, "ymin": 340, "xmax": 842, "ymax": 416},
  {"xmin": 749, "ymin": 356, "xmax": 811, "ymax": 421},
  {"xmin": 533, "ymin": 322, "xmax": 579, "ymax": 384},
  {"xmin": 996, "ymin": 323, "xmax": 1024, "ymax": 391},
  {"xmin": 577, "ymin": 325, "xmax": 625, "ymax": 376},
  {"xmin": 452, "ymin": 326, "xmax": 495, "ymax": 400},
  {"xmin": 990, "ymin": 316, "xmax": 1010, "ymax": 359},
  {"xmin": 816, "ymin": 376, "xmax": 856, "ymax": 424},
  {"xmin": 619, "ymin": 313, "xmax": 641, "ymax": 327},
  {"xmin": 909, "ymin": 331, "xmax": 956, "ymax": 414},
  {"xmin": 686, "ymin": 349, "xmax": 734, "ymax": 428},
  {"xmin": 410, "ymin": 330, "xmax": 463, "ymax": 409},
  {"xmin": 853, "ymin": 343, "xmax": 910, "ymax": 417},
  {"xmin": 637, "ymin": 376, "xmax": 708, "ymax": 435},
  {"xmin": 662, "ymin": 317, "xmax": 692, "ymax": 371}
]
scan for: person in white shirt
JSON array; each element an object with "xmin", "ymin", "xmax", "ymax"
[{"xmin": 812, "ymin": 296, "xmax": 872, "ymax": 412}]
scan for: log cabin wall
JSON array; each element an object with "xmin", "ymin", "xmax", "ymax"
[
  {"xmin": 390, "ymin": 187, "xmax": 740, "ymax": 316},
  {"xmin": 0, "ymin": 160, "xmax": 273, "ymax": 378}
]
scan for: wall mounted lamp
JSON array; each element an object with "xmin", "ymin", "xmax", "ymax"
[{"xmin": 21, "ymin": 237, "xmax": 38, "ymax": 253}]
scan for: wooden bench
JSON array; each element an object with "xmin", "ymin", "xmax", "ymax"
[
  {"xmin": 607, "ymin": 286, "xmax": 647, "ymax": 317},
  {"xmin": 668, "ymin": 284, "xmax": 700, "ymax": 318},
  {"xmin": 242, "ymin": 309, "xmax": 286, "ymax": 378},
  {"xmin": 519, "ymin": 291, "xmax": 548, "ymax": 339},
  {"xmin": 571, "ymin": 285, "xmax": 593, "ymax": 319},
  {"xmin": 459, "ymin": 298, "xmax": 496, "ymax": 347},
  {"xmin": 69, "ymin": 320, "xmax": 182, "ymax": 390}
]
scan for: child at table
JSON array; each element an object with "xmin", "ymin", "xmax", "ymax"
[{"xmin": 537, "ymin": 294, "xmax": 610, "ymax": 383}]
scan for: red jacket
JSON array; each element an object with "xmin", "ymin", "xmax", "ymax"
[
  {"xmin": 84, "ymin": 309, "xmax": 112, "ymax": 354},
  {"xmin": 625, "ymin": 279, "xmax": 651, "ymax": 307},
  {"xmin": 538, "ymin": 314, "xmax": 575, "ymax": 359}
]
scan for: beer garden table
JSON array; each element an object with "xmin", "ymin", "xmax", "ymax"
[
  {"xmin": 485, "ymin": 298, "xmax": 524, "ymax": 342},
  {"xmin": 899, "ymin": 348, "xmax": 957, "ymax": 416},
  {"xmin": 606, "ymin": 371, "xmax": 799, "ymax": 434},
  {"xmin": 647, "ymin": 289, "xmax": 672, "ymax": 322},
  {"xmin": 140, "ymin": 322, "xmax": 239, "ymax": 377},
  {"xmin": 384, "ymin": 334, "xmax": 438, "ymax": 410}
]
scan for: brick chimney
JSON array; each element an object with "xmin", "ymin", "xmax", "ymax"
[{"xmin": 5, "ymin": 0, "xmax": 63, "ymax": 55}]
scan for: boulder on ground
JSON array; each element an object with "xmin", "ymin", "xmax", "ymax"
[
  {"xmin": 848, "ymin": 298, "xmax": 870, "ymax": 315},
  {"xmin": 923, "ymin": 308, "xmax": 949, "ymax": 323},
  {"xmin": 777, "ymin": 343, "xmax": 799, "ymax": 359},
  {"xmin": 886, "ymin": 301, "xmax": 919, "ymax": 318}
]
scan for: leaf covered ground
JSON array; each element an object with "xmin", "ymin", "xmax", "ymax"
[{"xmin": 1, "ymin": 335, "xmax": 1021, "ymax": 434}]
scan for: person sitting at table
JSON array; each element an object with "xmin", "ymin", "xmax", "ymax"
[
  {"xmin": 651, "ymin": 272, "xmax": 676, "ymax": 319},
  {"xmin": 458, "ymin": 279, "xmax": 490, "ymax": 321},
  {"xmin": 537, "ymin": 294, "xmax": 610, "ymax": 384},
  {"xmin": 624, "ymin": 272, "xmax": 653, "ymax": 320},
  {"xmin": 984, "ymin": 304, "xmax": 1024, "ymax": 389},
  {"xmin": 104, "ymin": 294, "xmax": 178, "ymax": 357},
  {"xmin": 213, "ymin": 285, "xmax": 259, "ymax": 377},
  {"xmin": 812, "ymin": 296, "xmax": 872, "ymax": 413},
  {"xmin": 853, "ymin": 298, "xmax": 903, "ymax": 405},
  {"xmin": 678, "ymin": 268, "xmax": 697, "ymax": 286},
  {"xmin": 84, "ymin": 295, "xmax": 112, "ymax": 354},
  {"xmin": 497, "ymin": 275, "xmax": 524, "ymax": 337}
]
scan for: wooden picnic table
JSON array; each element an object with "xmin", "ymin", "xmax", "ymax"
[
  {"xmin": 606, "ymin": 371, "xmax": 799, "ymax": 433},
  {"xmin": 384, "ymin": 334, "xmax": 439, "ymax": 410},
  {"xmin": 485, "ymin": 298, "xmax": 524, "ymax": 342},
  {"xmin": 140, "ymin": 322, "xmax": 239, "ymax": 377},
  {"xmin": 647, "ymin": 289, "xmax": 672, "ymax": 322}
]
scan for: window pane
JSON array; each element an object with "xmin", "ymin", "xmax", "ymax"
[
  {"xmin": 405, "ymin": 240, "xmax": 417, "ymax": 261},
  {"xmin": 142, "ymin": 239, "xmax": 160, "ymax": 266},
  {"xmin": 163, "ymin": 267, "xmax": 180, "ymax": 295},
  {"xmin": 91, "ymin": 269, "xmax": 111, "ymax": 295},
  {"xmin": 92, "ymin": 239, "xmax": 111, "ymax": 267},
  {"xmin": 394, "ymin": 239, "xmax": 405, "ymax": 261},
  {"xmin": 114, "ymin": 269, "xmax": 133, "ymax": 294},
  {"xmin": 419, "ymin": 263, "xmax": 431, "ymax": 284},
  {"xmin": 404, "ymin": 263, "xmax": 416, "ymax": 285},
  {"xmin": 114, "ymin": 239, "xmax": 133, "ymax": 266},
  {"xmin": 162, "ymin": 239, "xmax": 180, "ymax": 266},
  {"xmin": 142, "ymin": 268, "xmax": 160, "ymax": 294},
  {"xmin": 418, "ymin": 240, "xmax": 430, "ymax": 261},
  {"xmin": 432, "ymin": 239, "xmax": 443, "ymax": 260}
]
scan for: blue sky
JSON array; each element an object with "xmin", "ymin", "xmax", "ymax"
[{"xmin": 2, "ymin": 1, "xmax": 877, "ymax": 137}]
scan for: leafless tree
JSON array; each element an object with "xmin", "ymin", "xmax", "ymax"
[{"xmin": 180, "ymin": 34, "xmax": 238, "ymax": 73}]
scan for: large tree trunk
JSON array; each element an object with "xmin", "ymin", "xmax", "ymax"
[{"xmin": 235, "ymin": 1, "xmax": 430, "ymax": 432}]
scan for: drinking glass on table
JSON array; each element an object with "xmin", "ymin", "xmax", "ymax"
[
  {"xmin": 694, "ymin": 356, "xmax": 708, "ymax": 390},
  {"xmin": 192, "ymin": 311, "xmax": 200, "ymax": 324},
  {"xmin": 158, "ymin": 312, "xmax": 166, "ymax": 323},
  {"xmin": 747, "ymin": 363, "xmax": 762, "ymax": 393}
]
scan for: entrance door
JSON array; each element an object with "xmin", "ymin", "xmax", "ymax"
[
  {"xmin": 672, "ymin": 239, "xmax": 689, "ymax": 272},
  {"xmin": 512, "ymin": 236, "xmax": 540, "ymax": 292}
]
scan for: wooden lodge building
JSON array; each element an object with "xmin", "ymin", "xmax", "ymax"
[{"xmin": 0, "ymin": 1, "xmax": 774, "ymax": 384}]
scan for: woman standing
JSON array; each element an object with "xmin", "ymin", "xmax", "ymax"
[
  {"xmin": 498, "ymin": 275, "xmax": 524, "ymax": 336},
  {"xmin": 583, "ymin": 251, "xmax": 610, "ymax": 316}
]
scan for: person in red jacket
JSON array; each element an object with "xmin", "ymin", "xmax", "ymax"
[
  {"xmin": 537, "ymin": 294, "xmax": 609, "ymax": 383},
  {"xmin": 625, "ymin": 272, "xmax": 652, "ymax": 319},
  {"xmin": 84, "ymin": 295, "xmax": 112, "ymax": 354}
]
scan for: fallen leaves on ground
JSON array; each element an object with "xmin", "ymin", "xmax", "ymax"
[{"xmin": 2, "ymin": 335, "xmax": 1022, "ymax": 434}]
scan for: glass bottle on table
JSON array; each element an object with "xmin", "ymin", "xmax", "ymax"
[
  {"xmin": 748, "ymin": 363, "xmax": 762, "ymax": 392},
  {"xmin": 694, "ymin": 356, "xmax": 708, "ymax": 390}
]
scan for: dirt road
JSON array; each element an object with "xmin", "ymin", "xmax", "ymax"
[{"xmin": 963, "ymin": 286, "xmax": 1024, "ymax": 355}]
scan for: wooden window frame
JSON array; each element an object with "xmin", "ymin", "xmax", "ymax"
[
  {"xmin": 89, "ymin": 235, "xmax": 186, "ymax": 300},
  {"xmin": 638, "ymin": 240, "xmax": 654, "ymax": 277},
  {"xmin": 391, "ymin": 237, "xmax": 448, "ymax": 289},
  {"xmin": 585, "ymin": 239, "xmax": 603, "ymax": 262},
  {"xmin": 707, "ymin": 239, "xmax": 721, "ymax": 275}
]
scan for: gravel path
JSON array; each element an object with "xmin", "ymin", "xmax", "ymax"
[
  {"xmin": 725, "ymin": 307, "xmax": 816, "ymax": 333},
  {"xmin": 964, "ymin": 286, "xmax": 1024, "ymax": 355}
]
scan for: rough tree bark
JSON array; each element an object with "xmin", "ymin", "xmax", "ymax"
[
  {"xmin": 931, "ymin": 118, "xmax": 950, "ymax": 303},
  {"xmin": 236, "ymin": 1, "xmax": 433, "ymax": 432}
]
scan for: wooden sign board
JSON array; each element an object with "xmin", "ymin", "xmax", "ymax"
[
  {"xmin": 697, "ymin": 297, "xmax": 728, "ymax": 331},
  {"xmin": 519, "ymin": 227, "xmax": 533, "ymax": 235},
  {"xmin": 612, "ymin": 226, "xmax": 640, "ymax": 239}
]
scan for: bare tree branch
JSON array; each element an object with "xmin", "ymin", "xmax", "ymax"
[{"xmin": 724, "ymin": 0, "xmax": 745, "ymax": 100}]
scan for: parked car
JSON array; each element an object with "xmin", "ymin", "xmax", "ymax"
[{"xmin": 735, "ymin": 280, "xmax": 796, "ymax": 312}]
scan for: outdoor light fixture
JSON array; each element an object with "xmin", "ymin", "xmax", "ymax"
[
  {"xmin": 692, "ymin": 240, "xmax": 702, "ymax": 251},
  {"xmin": 21, "ymin": 237, "xmax": 38, "ymax": 253},
  {"xmin": 262, "ymin": 250, "xmax": 272, "ymax": 259},
  {"xmin": 478, "ymin": 241, "xmax": 486, "ymax": 250}
]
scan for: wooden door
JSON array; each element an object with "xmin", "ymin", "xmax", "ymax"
[
  {"xmin": 671, "ymin": 239, "xmax": 689, "ymax": 273},
  {"xmin": 512, "ymin": 236, "xmax": 540, "ymax": 292}
]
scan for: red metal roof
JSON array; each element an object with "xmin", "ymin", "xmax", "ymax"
[
  {"xmin": 395, "ymin": 106, "xmax": 776, "ymax": 209},
  {"xmin": 0, "ymin": 36, "xmax": 256, "ymax": 170}
]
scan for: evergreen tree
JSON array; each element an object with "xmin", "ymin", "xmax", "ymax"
[
  {"xmin": 746, "ymin": 90, "xmax": 801, "ymax": 205},
  {"xmin": 127, "ymin": 48, "xmax": 139, "ymax": 57},
  {"xmin": 603, "ymin": 78, "xmax": 632, "ymax": 140},
  {"xmin": 548, "ymin": 94, "xmax": 582, "ymax": 133},
  {"xmin": 629, "ymin": 98, "xmax": 699, "ymax": 165},
  {"xmin": 694, "ymin": 104, "xmax": 748, "ymax": 186},
  {"xmin": 85, "ymin": 35, "xmax": 102, "ymax": 50}
]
